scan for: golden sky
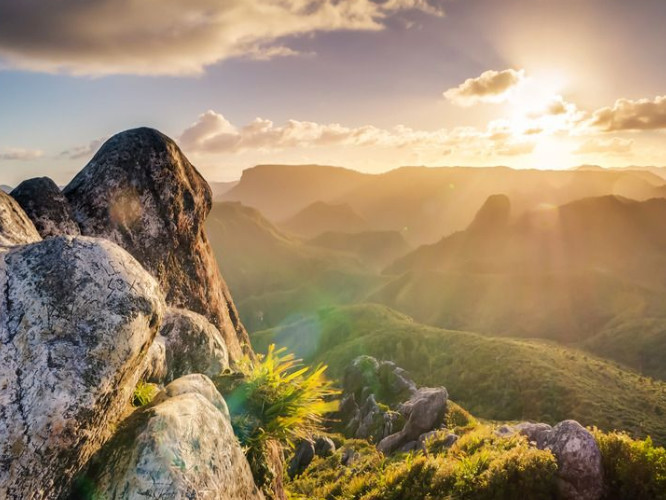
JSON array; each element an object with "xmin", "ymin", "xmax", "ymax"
[{"xmin": 0, "ymin": 0, "xmax": 665, "ymax": 183}]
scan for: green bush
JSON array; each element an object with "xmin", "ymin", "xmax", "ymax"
[
  {"xmin": 592, "ymin": 428, "xmax": 666, "ymax": 499},
  {"xmin": 287, "ymin": 424, "xmax": 558, "ymax": 499},
  {"xmin": 219, "ymin": 345, "xmax": 338, "ymax": 496},
  {"xmin": 132, "ymin": 380, "xmax": 158, "ymax": 407}
]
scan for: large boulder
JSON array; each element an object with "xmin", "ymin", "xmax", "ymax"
[
  {"xmin": 0, "ymin": 236, "xmax": 164, "ymax": 499},
  {"xmin": 512, "ymin": 420, "xmax": 603, "ymax": 500},
  {"xmin": 0, "ymin": 190, "xmax": 41, "ymax": 250},
  {"xmin": 72, "ymin": 383, "xmax": 263, "ymax": 499},
  {"xmin": 546, "ymin": 420, "xmax": 604, "ymax": 500},
  {"xmin": 160, "ymin": 307, "xmax": 230, "ymax": 382},
  {"xmin": 378, "ymin": 387, "xmax": 448, "ymax": 454},
  {"xmin": 63, "ymin": 127, "xmax": 250, "ymax": 361},
  {"xmin": 10, "ymin": 177, "xmax": 80, "ymax": 238}
]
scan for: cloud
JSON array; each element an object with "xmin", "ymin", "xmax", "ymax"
[
  {"xmin": 60, "ymin": 137, "xmax": 108, "ymax": 160},
  {"xmin": 179, "ymin": 109, "xmax": 536, "ymax": 158},
  {"xmin": 0, "ymin": 148, "xmax": 43, "ymax": 161},
  {"xmin": 443, "ymin": 69, "xmax": 525, "ymax": 106},
  {"xmin": 0, "ymin": 0, "xmax": 444, "ymax": 76},
  {"xmin": 574, "ymin": 137, "xmax": 634, "ymax": 155},
  {"xmin": 589, "ymin": 96, "xmax": 666, "ymax": 131}
]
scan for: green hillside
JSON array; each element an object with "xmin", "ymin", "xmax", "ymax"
[{"xmin": 253, "ymin": 304, "xmax": 666, "ymax": 445}]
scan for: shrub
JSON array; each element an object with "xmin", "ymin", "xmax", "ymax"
[
  {"xmin": 132, "ymin": 380, "xmax": 158, "ymax": 406},
  {"xmin": 592, "ymin": 428, "xmax": 666, "ymax": 499},
  {"xmin": 219, "ymin": 345, "xmax": 338, "ymax": 495}
]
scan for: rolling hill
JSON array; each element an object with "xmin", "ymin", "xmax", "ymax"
[
  {"xmin": 309, "ymin": 230, "xmax": 411, "ymax": 269},
  {"xmin": 280, "ymin": 201, "xmax": 368, "ymax": 238},
  {"xmin": 252, "ymin": 304, "xmax": 666, "ymax": 445}
]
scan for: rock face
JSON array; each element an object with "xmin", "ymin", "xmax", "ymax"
[
  {"xmin": 377, "ymin": 387, "xmax": 448, "ymax": 454},
  {"xmin": 73, "ymin": 382, "xmax": 263, "ymax": 500},
  {"xmin": 513, "ymin": 420, "xmax": 603, "ymax": 500},
  {"xmin": 288, "ymin": 440, "xmax": 315, "ymax": 479},
  {"xmin": 10, "ymin": 177, "xmax": 80, "ymax": 238},
  {"xmin": 63, "ymin": 127, "xmax": 250, "ymax": 361},
  {"xmin": 159, "ymin": 307, "xmax": 230, "ymax": 382},
  {"xmin": 0, "ymin": 190, "xmax": 41, "ymax": 250},
  {"xmin": 546, "ymin": 421, "xmax": 604, "ymax": 500},
  {"xmin": 0, "ymin": 236, "xmax": 164, "ymax": 499}
]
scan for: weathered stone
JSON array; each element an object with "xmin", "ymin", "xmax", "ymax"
[
  {"xmin": 343, "ymin": 355, "xmax": 380, "ymax": 397},
  {"xmin": 72, "ymin": 391, "xmax": 263, "ymax": 500},
  {"xmin": 64, "ymin": 127, "xmax": 250, "ymax": 361},
  {"xmin": 0, "ymin": 236, "xmax": 164, "ymax": 499},
  {"xmin": 160, "ymin": 307, "xmax": 230, "ymax": 382},
  {"xmin": 0, "ymin": 189, "xmax": 40, "ymax": 250},
  {"xmin": 314, "ymin": 436, "xmax": 336, "ymax": 457},
  {"xmin": 152, "ymin": 373, "xmax": 229, "ymax": 419},
  {"xmin": 378, "ymin": 387, "xmax": 448, "ymax": 454},
  {"xmin": 288, "ymin": 440, "xmax": 315, "ymax": 479},
  {"xmin": 10, "ymin": 177, "xmax": 80, "ymax": 238},
  {"xmin": 141, "ymin": 334, "xmax": 167, "ymax": 383},
  {"xmin": 514, "ymin": 422, "xmax": 553, "ymax": 449},
  {"xmin": 546, "ymin": 420, "xmax": 603, "ymax": 500}
]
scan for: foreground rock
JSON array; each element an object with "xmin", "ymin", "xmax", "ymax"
[
  {"xmin": 159, "ymin": 307, "xmax": 230, "ymax": 382},
  {"xmin": 0, "ymin": 190, "xmax": 41, "ymax": 250},
  {"xmin": 339, "ymin": 356, "xmax": 447, "ymax": 454},
  {"xmin": 0, "ymin": 236, "xmax": 164, "ymax": 499},
  {"xmin": 377, "ymin": 387, "xmax": 448, "ymax": 454},
  {"xmin": 10, "ymin": 177, "xmax": 80, "ymax": 238},
  {"xmin": 73, "ymin": 376, "xmax": 262, "ymax": 500},
  {"xmin": 64, "ymin": 128, "xmax": 250, "ymax": 361},
  {"xmin": 512, "ymin": 420, "xmax": 603, "ymax": 500}
]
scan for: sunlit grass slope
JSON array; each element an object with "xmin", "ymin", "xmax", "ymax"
[{"xmin": 252, "ymin": 304, "xmax": 666, "ymax": 445}]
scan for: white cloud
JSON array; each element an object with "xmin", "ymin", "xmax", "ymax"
[
  {"xmin": 0, "ymin": 148, "xmax": 43, "ymax": 161},
  {"xmin": 443, "ymin": 69, "xmax": 525, "ymax": 106},
  {"xmin": 179, "ymin": 110, "xmax": 536, "ymax": 158},
  {"xmin": 0, "ymin": 0, "xmax": 445, "ymax": 76},
  {"xmin": 60, "ymin": 137, "xmax": 108, "ymax": 160},
  {"xmin": 588, "ymin": 95, "xmax": 666, "ymax": 131},
  {"xmin": 574, "ymin": 137, "xmax": 634, "ymax": 155}
]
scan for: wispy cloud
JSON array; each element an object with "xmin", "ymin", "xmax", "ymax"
[
  {"xmin": 60, "ymin": 137, "xmax": 108, "ymax": 160},
  {"xmin": 0, "ymin": 0, "xmax": 445, "ymax": 76},
  {"xmin": 574, "ymin": 137, "xmax": 634, "ymax": 155},
  {"xmin": 179, "ymin": 109, "xmax": 535, "ymax": 158},
  {"xmin": 443, "ymin": 69, "xmax": 525, "ymax": 106},
  {"xmin": 0, "ymin": 148, "xmax": 43, "ymax": 161}
]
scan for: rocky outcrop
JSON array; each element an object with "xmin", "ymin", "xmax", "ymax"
[
  {"xmin": 0, "ymin": 190, "xmax": 40, "ymax": 250},
  {"xmin": 159, "ymin": 307, "xmax": 230, "ymax": 382},
  {"xmin": 288, "ymin": 440, "xmax": 315, "ymax": 479},
  {"xmin": 340, "ymin": 356, "xmax": 447, "ymax": 454},
  {"xmin": 10, "ymin": 177, "xmax": 80, "ymax": 238},
  {"xmin": 73, "ymin": 378, "xmax": 263, "ymax": 500},
  {"xmin": 377, "ymin": 387, "xmax": 448, "ymax": 454},
  {"xmin": 152, "ymin": 373, "xmax": 230, "ymax": 418},
  {"xmin": 510, "ymin": 420, "xmax": 603, "ymax": 500},
  {"xmin": 63, "ymin": 127, "xmax": 250, "ymax": 361},
  {"xmin": 0, "ymin": 236, "xmax": 164, "ymax": 499}
]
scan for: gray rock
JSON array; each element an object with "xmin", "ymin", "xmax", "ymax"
[
  {"xmin": 64, "ymin": 127, "xmax": 251, "ymax": 361},
  {"xmin": 10, "ymin": 177, "xmax": 80, "ymax": 238},
  {"xmin": 141, "ymin": 334, "xmax": 167, "ymax": 383},
  {"xmin": 514, "ymin": 422, "xmax": 553, "ymax": 449},
  {"xmin": 343, "ymin": 355, "xmax": 380, "ymax": 396},
  {"xmin": 160, "ymin": 307, "xmax": 230, "ymax": 382},
  {"xmin": 546, "ymin": 420, "xmax": 603, "ymax": 500},
  {"xmin": 378, "ymin": 387, "xmax": 448, "ymax": 454},
  {"xmin": 0, "ymin": 236, "xmax": 164, "ymax": 499},
  {"xmin": 73, "ymin": 391, "xmax": 263, "ymax": 499},
  {"xmin": 153, "ymin": 373, "xmax": 230, "ymax": 419},
  {"xmin": 288, "ymin": 440, "xmax": 315, "ymax": 479},
  {"xmin": 314, "ymin": 436, "xmax": 336, "ymax": 457},
  {"xmin": 0, "ymin": 189, "xmax": 40, "ymax": 250}
]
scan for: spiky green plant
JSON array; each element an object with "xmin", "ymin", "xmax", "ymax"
[
  {"xmin": 132, "ymin": 380, "xmax": 159, "ymax": 407},
  {"xmin": 226, "ymin": 344, "xmax": 339, "ymax": 448}
]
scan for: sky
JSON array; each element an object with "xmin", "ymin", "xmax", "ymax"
[{"xmin": 0, "ymin": 0, "xmax": 665, "ymax": 185}]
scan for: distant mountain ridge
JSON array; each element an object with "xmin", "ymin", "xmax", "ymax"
[{"xmin": 222, "ymin": 164, "xmax": 666, "ymax": 245}]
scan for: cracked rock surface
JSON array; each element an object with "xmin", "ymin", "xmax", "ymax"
[
  {"xmin": 0, "ymin": 190, "xmax": 41, "ymax": 250},
  {"xmin": 0, "ymin": 236, "xmax": 164, "ymax": 499},
  {"xmin": 64, "ymin": 127, "xmax": 250, "ymax": 361}
]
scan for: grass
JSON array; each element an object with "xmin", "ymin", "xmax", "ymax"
[
  {"xmin": 253, "ymin": 304, "xmax": 666, "ymax": 445},
  {"xmin": 132, "ymin": 380, "xmax": 159, "ymax": 407}
]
